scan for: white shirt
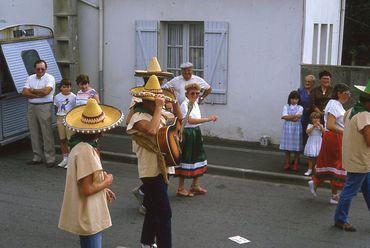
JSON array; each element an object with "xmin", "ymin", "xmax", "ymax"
[
  {"xmin": 181, "ymin": 98, "xmax": 201, "ymax": 128},
  {"xmin": 54, "ymin": 92, "xmax": 76, "ymax": 116},
  {"xmin": 162, "ymin": 75, "xmax": 210, "ymax": 104},
  {"xmin": 24, "ymin": 73, "xmax": 55, "ymax": 103},
  {"xmin": 324, "ymin": 99, "xmax": 345, "ymax": 130}
]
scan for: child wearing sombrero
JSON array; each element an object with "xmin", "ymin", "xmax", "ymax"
[
  {"xmin": 127, "ymin": 75, "xmax": 182, "ymax": 248},
  {"xmin": 175, "ymin": 83, "xmax": 218, "ymax": 197},
  {"xmin": 58, "ymin": 99, "xmax": 124, "ymax": 247}
]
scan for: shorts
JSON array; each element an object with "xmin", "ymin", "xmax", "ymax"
[{"xmin": 57, "ymin": 116, "xmax": 74, "ymax": 140}]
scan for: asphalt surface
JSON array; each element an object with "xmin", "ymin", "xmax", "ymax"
[{"xmin": 1, "ymin": 142, "xmax": 370, "ymax": 248}]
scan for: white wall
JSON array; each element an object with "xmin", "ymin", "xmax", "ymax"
[
  {"xmin": 0, "ymin": 0, "xmax": 53, "ymax": 29},
  {"xmin": 302, "ymin": 0, "xmax": 342, "ymax": 65},
  {"xmin": 95, "ymin": 0, "xmax": 304, "ymax": 143}
]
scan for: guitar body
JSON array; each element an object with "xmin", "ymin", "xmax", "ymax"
[{"xmin": 156, "ymin": 117, "xmax": 182, "ymax": 167}]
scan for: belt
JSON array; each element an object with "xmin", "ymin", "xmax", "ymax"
[{"xmin": 29, "ymin": 102, "xmax": 53, "ymax": 105}]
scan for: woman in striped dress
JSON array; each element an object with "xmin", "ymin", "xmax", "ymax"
[{"xmin": 175, "ymin": 83, "xmax": 218, "ymax": 197}]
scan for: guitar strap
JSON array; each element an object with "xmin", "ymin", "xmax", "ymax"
[{"xmin": 130, "ymin": 132, "xmax": 169, "ymax": 184}]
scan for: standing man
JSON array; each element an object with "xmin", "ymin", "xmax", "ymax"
[
  {"xmin": 334, "ymin": 80, "xmax": 370, "ymax": 232},
  {"xmin": 22, "ymin": 60, "xmax": 56, "ymax": 168},
  {"xmin": 162, "ymin": 62, "xmax": 212, "ymax": 104}
]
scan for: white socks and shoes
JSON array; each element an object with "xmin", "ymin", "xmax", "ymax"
[
  {"xmin": 58, "ymin": 156, "xmax": 68, "ymax": 169},
  {"xmin": 304, "ymin": 169, "xmax": 312, "ymax": 176},
  {"xmin": 308, "ymin": 180, "xmax": 317, "ymax": 197},
  {"xmin": 330, "ymin": 194, "xmax": 339, "ymax": 205}
]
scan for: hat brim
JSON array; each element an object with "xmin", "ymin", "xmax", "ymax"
[
  {"xmin": 134, "ymin": 70, "xmax": 174, "ymax": 78},
  {"xmin": 64, "ymin": 104, "xmax": 124, "ymax": 133},
  {"xmin": 354, "ymin": 85, "xmax": 370, "ymax": 99},
  {"xmin": 130, "ymin": 87, "xmax": 176, "ymax": 102}
]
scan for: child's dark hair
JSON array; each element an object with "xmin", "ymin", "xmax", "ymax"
[
  {"xmin": 76, "ymin": 74, "xmax": 90, "ymax": 85},
  {"xmin": 287, "ymin": 90, "xmax": 300, "ymax": 104},
  {"xmin": 332, "ymin": 83, "xmax": 350, "ymax": 100},
  {"xmin": 310, "ymin": 111, "xmax": 321, "ymax": 122},
  {"xmin": 59, "ymin": 78, "xmax": 72, "ymax": 89}
]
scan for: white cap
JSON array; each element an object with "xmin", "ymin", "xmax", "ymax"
[{"xmin": 180, "ymin": 62, "xmax": 194, "ymax": 69}]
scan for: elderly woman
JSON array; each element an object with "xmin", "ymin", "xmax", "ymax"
[
  {"xmin": 310, "ymin": 71, "xmax": 333, "ymax": 122},
  {"xmin": 298, "ymin": 75, "xmax": 315, "ymax": 145},
  {"xmin": 59, "ymin": 99, "xmax": 123, "ymax": 248},
  {"xmin": 175, "ymin": 83, "xmax": 218, "ymax": 196},
  {"xmin": 308, "ymin": 83, "xmax": 351, "ymax": 204}
]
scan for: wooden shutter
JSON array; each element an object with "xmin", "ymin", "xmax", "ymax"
[
  {"xmin": 135, "ymin": 20, "xmax": 158, "ymax": 85},
  {"xmin": 204, "ymin": 21, "xmax": 229, "ymax": 104}
]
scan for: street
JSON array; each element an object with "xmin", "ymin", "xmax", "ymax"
[{"xmin": 1, "ymin": 144, "xmax": 370, "ymax": 248}]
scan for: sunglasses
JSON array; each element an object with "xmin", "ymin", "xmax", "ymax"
[
  {"xmin": 343, "ymin": 91, "xmax": 351, "ymax": 96},
  {"xmin": 190, "ymin": 92, "xmax": 200, "ymax": 96}
]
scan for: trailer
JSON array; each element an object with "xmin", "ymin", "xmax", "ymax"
[{"xmin": 0, "ymin": 24, "xmax": 62, "ymax": 145}]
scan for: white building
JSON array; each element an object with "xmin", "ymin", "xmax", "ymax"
[{"xmin": 0, "ymin": 0, "xmax": 346, "ymax": 144}]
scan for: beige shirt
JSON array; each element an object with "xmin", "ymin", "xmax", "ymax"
[
  {"xmin": 342, "ymin": 109, "xmax": 370, "ymax": 173},
  {"xmin": 58, "ymin": 142, "xmax": 111, "ymax": 235},
  {"xmin": 127, "ymin": 112, "xmax": 166, "ymax": 178}
]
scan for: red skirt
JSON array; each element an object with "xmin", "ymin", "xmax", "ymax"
[{"xmin": 312, "ymin": 131, "xmax": 346, "ymax": 188}]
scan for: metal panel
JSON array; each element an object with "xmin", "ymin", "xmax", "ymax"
[
  {"xmin": 1, "ymin": 96, "xmax": 28, "ymax": 137},
  {"xmin": 1, "ymin": 39, "xmax": 62, "ymax": 93},
  {"xmin": 135, "ymin": 20, "xmax": 158, "ymax": 85},
  {"xmin": 204, "ymin": 21, "xmax": 229, "ymax": 105}
]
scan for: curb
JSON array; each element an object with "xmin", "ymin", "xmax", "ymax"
[{"xmin": 55, "ymin": 145, "xmax": 309, "ymax": 186}]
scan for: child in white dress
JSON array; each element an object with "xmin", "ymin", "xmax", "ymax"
[{"xmin": 304, "ymin": 112, "xmax": 324, "ymax": 176}]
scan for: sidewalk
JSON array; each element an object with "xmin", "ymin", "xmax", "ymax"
[{"xmin": 55, "ymin": 130, "xmax": 311, "ymax": 185}]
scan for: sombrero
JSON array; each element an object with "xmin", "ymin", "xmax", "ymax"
[
  {"xmin": 130, "ymin": 75, "xmax": 176, "ymax": 103},
  {"xmin": 135, "ymin": 57, "xmax": 174, "ymax": 78},
  {"xmin": 64, "ymin": 99, "xmax": 124, "ymax": 133},
  {"xmin": 354, "ymin": 79, "xmax": 370, "ymax": 99}
]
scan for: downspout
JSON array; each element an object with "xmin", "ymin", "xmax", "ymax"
[
  {"xmin": 98, "ymin": 0, "xmax": 104, "ymax": 102},
  {"xmin": 337, "ymin": 0, "xmax": 346, "ymax": 65}
]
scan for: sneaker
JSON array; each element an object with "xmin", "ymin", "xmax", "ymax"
[
  {"xmin": 138, "ymin": 204, "xmax": 146, "ymax": 215},
  {"xmin": 304, "ymin": 169, "xmax": 312, "ymax": 176},
  {"xmin": 141, "ymin": 244, "xmax": 157, "ymax": 248},
  {"xmin": 308, "ymin": 180, "xmax": 317, "ymax": 197},
  {"xmin": 58, "ymin": 158, "xmax": 68, "ymax": 168},
  {"xmin": 132, "ymin": 186, "xmax": 144, "ymax": 205},
  {"xmin": 330, "ymin": 194, "xmax": 339, "ymax": 205}
]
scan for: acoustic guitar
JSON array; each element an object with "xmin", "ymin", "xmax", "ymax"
[{"xmin": 156, "ymin": 101, "xmax": 194, "ymax": 167}]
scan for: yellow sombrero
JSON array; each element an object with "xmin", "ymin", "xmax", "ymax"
[
  {"xmin": 130, "ymin": 75, "xmax": 176, "ymax": 103},
  {"xmin": 135, "ymin": 57, "xmax": 174, "ymax": 79},
  {"xmin": 354, "ymin": 79, "xmax": 370, "ymax": 99},
  {"xmin": 64, "ymin": 99, "xmax": 124, "ymax": 133}
]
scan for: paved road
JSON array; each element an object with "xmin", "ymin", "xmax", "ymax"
[{"xmin": 1, "ymin": 145, "xmax": 370, "ymax": 247}]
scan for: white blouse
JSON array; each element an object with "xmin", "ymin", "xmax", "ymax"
[
  {"xmin": 324, "ymin": 99, "xmax": 345, "ymax": 130},
  {"xmin": 181, "ymin": 98, "xmax": 201, "ymax": 128}
]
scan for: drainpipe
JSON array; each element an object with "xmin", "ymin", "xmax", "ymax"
[
  {"xmin": 98, "ymin": 0, "xmax": 104, "ymax": 103},
  {"xmin": 337, "ymin": 0, "xmax": 346, "ymax": 65}
]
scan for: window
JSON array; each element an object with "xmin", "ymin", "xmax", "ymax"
[
  {"xmin": 166, "ymin": 22, "xmax": 204, "ymax": 78},
  {"xmin": 21, "ymin": 50, "xmax": 40, "ymax": 76},
  {"xmin": 0, "ymin": 51, "xmax": 16, "ymax": 94},
  {"xmin": 311, "ymin": 23, "xmax": 334, "ymax": 64}
]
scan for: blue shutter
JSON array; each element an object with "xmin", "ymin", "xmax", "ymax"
[
  {"xmin": 1, "ymin": 39, "xmax": 62, "ymax": 93},
  {"xmin": 1, "ymin": 97, "xmax": 28, "ymax": 137},
  {"xmin": 135, "ymin": 20, "xmax": 158, "ymax": 86},
  {"xmin": 204, "ymin": 21, "xmax": 229, "ymax": 104}
]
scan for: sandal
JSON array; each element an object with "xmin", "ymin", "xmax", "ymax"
[
  {"xmin": 190, "ymin": 185, "xmax": 207, "ymax": 195},
  {"xmin": 176, "ymin": 188, "xmax": 194, "ymax": 197}
]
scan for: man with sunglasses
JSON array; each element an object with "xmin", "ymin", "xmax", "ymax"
[
  {"xmin": 162, "ymin": 62, "xmax": 212, "ymax": 104},
  {"xmin": 22, "ymin": 60, "xmax": 56, "ymax": 168}
]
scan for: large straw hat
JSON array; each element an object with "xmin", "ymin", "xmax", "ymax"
[
  {"xmin": 354, "ymin": 79, "xmax": 370, "ymax": 99},
  {"xmin": 130, "ymin": 75, "xmax": 176, "ymax": 102},
  {"xmin": 135, "ymin": 57, "xmax": 174, "ymax": 78},
  {"xmin": 64, "ymin": 99, "xmax": 124, "ymax": 133}
]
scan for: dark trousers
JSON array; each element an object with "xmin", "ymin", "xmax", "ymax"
[{"xmin": 141, "ymin": 175, "xmax": 172, "ymax": 248}]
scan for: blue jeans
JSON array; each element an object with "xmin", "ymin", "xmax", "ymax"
[
  {"xmin": 334, "ymin": 172, "xmax": 370, "ymax": 223},
  {"xmin": 141, "ymin": 175, "xmax": 172, "ymax": 248},
  {"xmin": 79, "ymin": 232, "xmax": 102, "ymax": 248}
]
